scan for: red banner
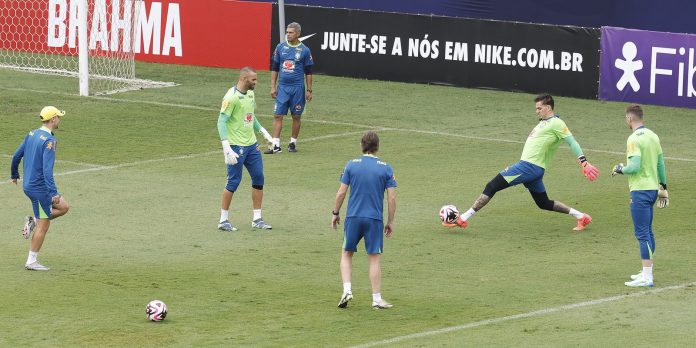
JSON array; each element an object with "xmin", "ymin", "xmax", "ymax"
[{"xmin": 0, "ymin": 0, "xmax": 272, "ymax": 70}]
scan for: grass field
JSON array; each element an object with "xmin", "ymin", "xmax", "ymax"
[{"xmin": 1, "ymin": 62, "xmax": 695, "ymax": 347}]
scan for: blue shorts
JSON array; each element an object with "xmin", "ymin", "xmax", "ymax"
[
  {"xmin": 343, "ymin": 217, "xmax": 384, "ymax": 254},
  {"xmin": 24, "ymin": 190, "xmax": 52, "ymax": 219},
  {"xmin": 499, "ymin": 160, "xmax": 546, "ymax": 193},
  {"xmin": 226, "ymin": 143, "xmax": 264, "ymax": 192},
  {"xmin": 273, "ymin": 85, "xmax": 305, "ymax": 116}
]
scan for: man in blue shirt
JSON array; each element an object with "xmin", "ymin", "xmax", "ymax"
[
  {"xmin": 332, "ymin": 131, "xmax": 397, "ymax": 309},
  {"xmin": 266, "ymin": 22, "xmax": 314, "ymax": 154},
  {"xmin": 11, "ymin": 106, "xmax": 71, "ymax": 271}
]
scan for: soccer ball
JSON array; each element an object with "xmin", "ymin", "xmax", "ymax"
[
  {"xmin": 145, "ymin": 300, "xmax": 168, "ymax": 322},
  {"xmin": 439, "ymin": 205, "xmax": 459, "ymax": 224}
]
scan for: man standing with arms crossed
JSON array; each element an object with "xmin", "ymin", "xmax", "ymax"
[
  {"xmin": 217, "ymin": 67, "xmax": 275, "ymax": 231},
  {"xmin": 332, "ymin": 131, "xmax": 397, "ymax": 309},
  {"xmin": 11, "ymin": 106, "xmax": 71, "ymax": 271},
  {"xmin": 266, "ymin": 22, "xmax": 314, "ymax": 154},
  {"xmin": 612, "ymin": 104, "xmax": 668, "ymax": 287}
]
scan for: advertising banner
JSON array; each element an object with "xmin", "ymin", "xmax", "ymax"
[
  {"xmin": 600, "ymin": 26, "xmax": 696, "ymax": 109},
  {"xmin": 271, "ymin": 5, "xmax": 600, "ymax": 99},
  {"xmin": 0, "ymin": 0, "xmax": 272, "ymax": 70}
]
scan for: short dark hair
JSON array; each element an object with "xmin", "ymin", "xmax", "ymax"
[
  {"xmin": 361, "ymin": 131, "xmax": 379, "ymax": 154},
  {"xmin": 534, "ymin": 93, "xmax": 554, "ymax": 110},
  {"xmin": 240, "ymin": 66, "xmax": 256, "ymax": 75},
  {"xmin": 626, "ymin": 104, "xmax": 643, "ymax": 119}
]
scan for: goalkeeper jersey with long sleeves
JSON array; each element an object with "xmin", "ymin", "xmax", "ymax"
[{"xmin": 10, "ymin": 126, "xmax": 60, "ymax": 197}]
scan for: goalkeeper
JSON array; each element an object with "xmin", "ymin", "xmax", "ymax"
[
  {"xmin": 216, "ymin": 67, "xmax": 274, "ymax": 231},
  {"xmin": 444, "ymin": 94, "xmax": 599, "ymax": 231},
  {"xmin": 611, "ymin": 104, "xmax": 668, "ymax": 288}
]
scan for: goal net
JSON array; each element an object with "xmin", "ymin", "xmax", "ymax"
[{"xmin": 0, "ymin": 0, "xmax": 175, "ymax": 95}]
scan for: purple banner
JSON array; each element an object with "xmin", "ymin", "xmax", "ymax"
[{"xmin": 600, "ymin": 26, "xmax": 696, "ymax": 109}]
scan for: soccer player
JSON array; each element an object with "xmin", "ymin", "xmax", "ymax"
[
  {"xmin": 10, "ymin": 106, "xmax": 71, "ymax": 271},
  {"xmin": 332, "ymin": 131, "xmax": 397, "ymax": 309},
  {"xmin": 444, "ymin": 94, "xmax": 599, "ymax": 231},
  {"xmin": 612, "ymin": 104, "xmax": 668, "ymax": 287},
  {"xmin": 217, "ymin": 67, "xmax": 275, "ymax": 231},
  {"xmin": 266, "ymin": 22, "xmax": 314, "ymax": 154}
]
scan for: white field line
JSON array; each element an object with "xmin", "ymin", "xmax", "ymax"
[
  {"xmin": 0, "ymin": 153, "xmax": 103, "ymax": 168},
  {"xmin": 3, "ymin": 86, "xmax": 694, "ymax": 163},
  {"xmin": 0, "ymin": 130, "xmax": 385, "ymax": 186},
  {"xmin": 350, "ymin": 281, "xmax": 696, "ymax": 348}
]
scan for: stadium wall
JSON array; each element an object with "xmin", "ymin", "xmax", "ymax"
[
  {"xmin": 254, "ymin": 0, "xmax": 696, "ymax": 35},
  {"xmin": 272, "ymin": 4, "xmax": 600, "ymax": 99}
]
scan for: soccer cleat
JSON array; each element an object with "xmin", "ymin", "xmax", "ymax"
[
  {"xmin": 372, "ymin": 299, "xmax": 393, "ymax": 309},
  {"xmin": 22, "ymin": 215, "xmax": 36, "ymax": 239},
  {"xmin": 218, "ymin": 220, "xmax": 237, "ymax": 232},
  {"xmin": 630, "ymin": 271, "xmax": 643, "ymax": 280},
  {"xmin": 288, "ymin": 142, "xmax": 297, "ymax": 152},
  {"xmin": 25, "ymin": 261, "xmax": 50, "ymax": 271},
  {"xmin": 337, "ymin": 292, "xmax": 353, "ymax": 308},
  {"xmin": 625, "ymin": 275, "xmax": 654, "ymax": 287},
  {"xmin": 263, "ymin": 145, "xmax": 282, "ymax": 154},
  {"xmin": 442, "ymin": 217, "xmax": 468, "ymax": 229},
  {"xmin": 251, "ymin": 218, "xmax": 272, "ymax": 230},
  {"xmin": 573, "ymin": 214, "xmax": 592, "ymax": 231}
]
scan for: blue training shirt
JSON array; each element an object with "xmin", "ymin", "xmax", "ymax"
[
  {"xmin": 10, "ymin": 126, "xmax": 59, "ymax": 197},
  {"xmin": 272, "ymin": 41, "xmax": 313, "ymax": 87},
  {"xmin": 340, "ymin": 155, "xmax": 397, "ymax": 220}
]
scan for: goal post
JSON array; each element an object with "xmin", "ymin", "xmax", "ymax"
[{"xmin": 0, "ymin": 0, "xmax": 175, "ymax": 96}]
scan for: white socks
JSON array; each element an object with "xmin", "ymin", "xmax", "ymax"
[
  {"xmin": 27, "ymin": 251, "xmax": 38, "ymax": 265},
  {"xmin": 461, "ymin": 208, "xmax": 476, "ymax": 221},
  {"xmin": 253, "ymin": 209, "xmax": 262, "ymax": 221},
  {"xmin": 643, "ymin": 266, "xmax": 653, "ymax": 281},
  {"xmin": 372, "ymin": 293, "xmax": 382, "ymax": 302},
  {"xmin": 568, "ymin": 208, "xmax": 584, "ymax": 219},
  {"xmin": 272, "ymin": 138, "xmax": 280, "ymax": 147},
  {"xmin": 220, "ymin": 209, "xmax": 229, "ymax": 223},
  {"xmin": 290, "ymin": 137, "xmax": 297, "ymax": 144},
  {"xmin": 343, "ymin": 282, "xmax": 352, "ymax": 294}
]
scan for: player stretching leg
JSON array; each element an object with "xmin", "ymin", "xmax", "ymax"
[{"xmin": 444, "ymin": 94, "xmax": 599, "ymax": 231}]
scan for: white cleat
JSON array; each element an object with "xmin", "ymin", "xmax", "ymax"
[
  {"xmin": 337, "ymin": 292, "xmax": 353, "ymax": 308},
  {"xmin": 22, "ymin": 215, "xmax": 36, "ymax": 239},
  {"xmin": 625, "ymin": 275, "xmax": 653, "ymax": 287},
  {"xmin": 218, "ymin": 220, "xmax": 237, "ymax": 231},
  {"xmin": 251, "ymin": 218, "xmax": 272, "ymax": 230},
  {"xmin": 25, "ymin": 261, "xmax": 50, "ymax": 271},
  {"xmin": 629, "ymin": 271, "xmax": 642, "ymax": 280},
  {"xmin": 372, "ymin": 299, "xmax": 393, "ymax": 309}
]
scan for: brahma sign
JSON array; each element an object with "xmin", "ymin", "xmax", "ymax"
[{"xmin": 6, "ymin": 0, "xmax": 272, "ymax": 69}]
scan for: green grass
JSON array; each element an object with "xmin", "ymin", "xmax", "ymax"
[{"xmin": 1, "ymin": 62, "xmax": 695, "ymax": 347}]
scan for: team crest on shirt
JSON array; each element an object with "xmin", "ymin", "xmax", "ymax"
[
  {"xmin": 245, "ymin": 113, "xmax": 253, "ymax": 122},
  {"xmin": 295, "ymin": 50, "xmax": 301, "ymax": 60},
  {"xmin": 282, "ymin": 60, "xmax": 295, "ymax": 72}
]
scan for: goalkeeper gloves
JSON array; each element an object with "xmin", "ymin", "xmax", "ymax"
[
  {"xmin": 657, "ymin": 184, "xmax": 669, "ymax": 208},
  {"xmin": 611, "ymin": 163, "xmax": 624, "ymax": 177},
  {"xmin": 221, "ymin": 140, "xmax": 239, "ymax": 165},
  {"xmin": 578, "ymin": 155, "xmax": 599, "ymax": 182}
]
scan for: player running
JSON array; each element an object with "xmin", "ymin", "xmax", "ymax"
[{"xmin": 444, "ymin": 94, "xmax": 599, "ymax": 231}]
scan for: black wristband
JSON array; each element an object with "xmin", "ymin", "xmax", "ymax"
[
  {"xmin": 332, "ymin": 210, "xmax": 339, "ymax": 216},
  {"xmin": 577, "ymin": 155, "xmax": 587, "ymax": 163},
  {"xmin": 660, "ymin": 183, "xmax": 667, "ymax": 190}
]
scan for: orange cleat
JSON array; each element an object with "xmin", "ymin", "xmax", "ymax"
[
  {"xmin": 442, "ymin": 217, "xmax": 468, "ymax": 229},
  {"xmin": 573, "ymin": 214, "xmax": 592, "ymax": 231}
]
